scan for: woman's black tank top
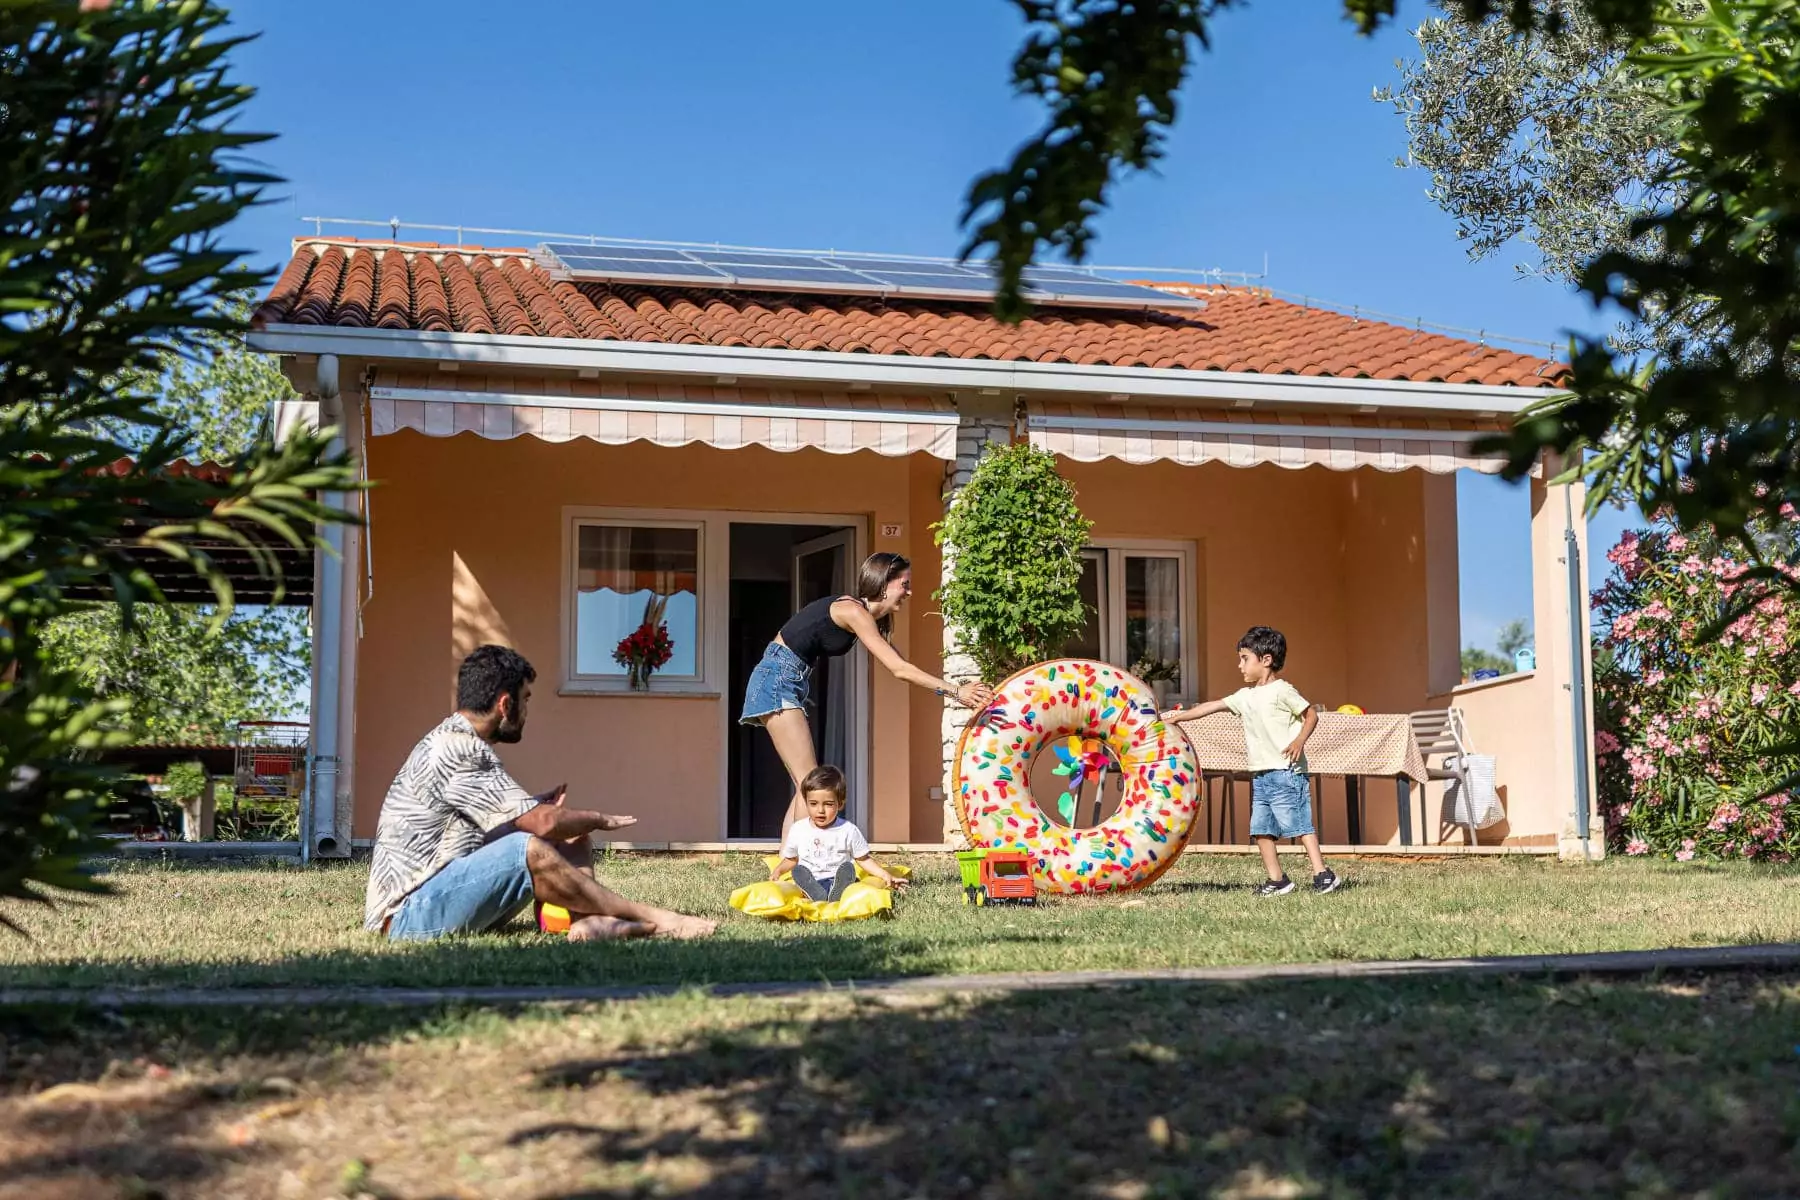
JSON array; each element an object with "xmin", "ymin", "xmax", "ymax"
[{"xmin": 778, "ymin": 595, "xmax": 860, "ymax": 663}]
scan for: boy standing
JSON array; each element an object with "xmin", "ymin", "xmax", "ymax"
[{"xmin": 1164, "ymin": 626, "xmax": 1342, "ymax": 896}]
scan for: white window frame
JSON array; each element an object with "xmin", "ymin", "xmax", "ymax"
[
  {"xmin": 561, "ymin": 511, "xmax": 707, "ymax": 694},
  {"xmin": 1080, "ymin": 539, "xmax": 1201, "ymax": 704}
]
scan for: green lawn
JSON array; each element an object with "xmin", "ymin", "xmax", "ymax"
[
  {"xmin": 4, "ymin": 971, "xmax": 1798, "ymax": 1197},
  {"xmin": 3, "ymin": 851, "xmax": 1799, "ymax": 991}
]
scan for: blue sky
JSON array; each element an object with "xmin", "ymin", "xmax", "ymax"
[{"xmin": 222, "ymin": 0, "xmax": 1639, "ymax": 652}]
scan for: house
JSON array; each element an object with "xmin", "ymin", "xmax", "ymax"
[{"xmin": 248, "ymin": 234, "xmax": 1600, "ymax": 860}]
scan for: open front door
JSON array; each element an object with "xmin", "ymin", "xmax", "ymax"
[{"xmin": 791, "ymin": 529, "xmax": 861, "ymax": 825}]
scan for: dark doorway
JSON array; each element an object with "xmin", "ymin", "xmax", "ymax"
[{"xmin": 727, "ymin": 522, "xmax": 856, "ymax": 838}]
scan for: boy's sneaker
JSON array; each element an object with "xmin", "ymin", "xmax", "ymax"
[
  {"xmin": 1312, "ymin": 869, "xmax": 1343, "ymax": 894},
  {"xmin": 1253, "ymin": 876, "xmax": 1296, "ymax": 897}
]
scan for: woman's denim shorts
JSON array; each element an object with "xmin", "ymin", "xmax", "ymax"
[{"xmin": 739, "ymin": 641, "xmax": 812, "ymax": 725}]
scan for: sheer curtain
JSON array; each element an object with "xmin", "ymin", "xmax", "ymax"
[
  {"xmin": 575, "ymin": 525, "xmax": 699, "ymax": 677},
  {"xmin": 1127, "ymin": 556, "xmax": 1182, "ymax": 691}
]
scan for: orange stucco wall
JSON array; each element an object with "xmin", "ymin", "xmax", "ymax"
[
  {"xmin": 1051, "ymin": 457, "xmax": 1458, "ymax": 845},
  {"xmin": 351, "ymin": 402, "xmax": 1583, "ymax": 847},
  {"xmin": 353, "ymin": 422, "xmax": 937, "ymax": 842}
]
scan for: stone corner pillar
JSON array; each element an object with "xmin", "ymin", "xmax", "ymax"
[{"xmin": 938, "ymin": 398, "xmax": 1017, "ymax": 847}]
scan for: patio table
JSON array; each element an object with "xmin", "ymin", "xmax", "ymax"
[{"xmin": 1174, "ymin": 711, "xmax": 1432, "ymax": 845}]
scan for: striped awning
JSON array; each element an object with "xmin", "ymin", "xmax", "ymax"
[
  {"xmin": 368, "ymin": 384, "xmax": 958, "ymax": 459},
  {"xmin": 1026, "ymin": 401, "xmax": 1529, "ymax": 475}
]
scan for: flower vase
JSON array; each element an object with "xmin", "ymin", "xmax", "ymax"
[
  {"xmin": 628, "ymin": 661, "xmax": 651, "ymax": 691},
  {"xmin": 1151, "ymin": 679, "xmax": 1170, "ymax": 711}
]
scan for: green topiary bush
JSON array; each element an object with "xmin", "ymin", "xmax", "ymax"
[{"xmin": 933, "ymin": 442, "xmax": 1092, "ymax": 682}]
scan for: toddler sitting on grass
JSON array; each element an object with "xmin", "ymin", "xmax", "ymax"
[{"xmin": 769, "ymin": 765, "xmax": 907, "ymax": 900}]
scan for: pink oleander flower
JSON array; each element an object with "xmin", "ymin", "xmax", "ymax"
[
  {"xmin": 1682, "ymin": 838, "xmax": 1696, "ymax": 851},
  {"xmin": 1675, "ymin": 849, "xmax": 1695, "ymax": 861},
  {"xmin": 1754, "ymin": 683, "xmax": 1771, "ymax": 705},
  {"xmin": 1680, "ymin": 555, "xmax": 1708, "ymax": 576},
  {"xmin": 1626, "ymin": 839, "xmax": 1649, "ymax": 856},
  {"xmin": 1607, "ymin": 531, "xmax": 1642, "ymax": 568},
  {"xmin": 1644, "ymin": 670, "xmax": 1666, "ymax": 687},
  {"xmin": 1668, "ymin": 533, "xmax": 1689, "ymax": 553},
  {"xmin": 1788, "ymin": 681, "xmax": 1800, "ymax": 697},
  {"xmin": 1595, "ymin": 730, "xmax": 1622, "ymax": 756}
]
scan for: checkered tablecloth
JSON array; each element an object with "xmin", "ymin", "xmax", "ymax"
[{"xmin": 1174, "ymin": 711, "xmax": 1430, "ymax": 783}]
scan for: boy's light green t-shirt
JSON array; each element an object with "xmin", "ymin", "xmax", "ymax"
[{"xmin": 1223, "ymin": 679, "xmax": 1311, "ymax": 772}]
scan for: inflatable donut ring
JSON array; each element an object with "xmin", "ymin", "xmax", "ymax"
[{"xmin": 954, "ymin": 659, "xmax": 1202, "ymax": 895}]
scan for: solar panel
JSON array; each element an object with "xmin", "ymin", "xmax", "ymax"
[
  {"xmin": 542, "ymin": 242, "xmax": 695, "ymax": 263},
  {"xmin": 718, "ymin": 266, "xmax": 876, "ymax": 288},
  {"xmin": 555, "ymin": 256, "xmax": 730, "ymax": 280},
  {"xmin": 1031, "ymin": 282, "xmax": 1194, "ymax": 304},
  {"xmin": 689, "ymin": 250, "xmax": 837, "ymax": 270},
  {"xmin": 538, "ymin": 242, "xmax": 1204, "ymax": 310},
  {"xmin": 829, "ymin": 256, "xmax": 983, "ymax": 277},
  {"xmin": 860, "ymin": 272, "xmax": 997, "ymax": 294}
]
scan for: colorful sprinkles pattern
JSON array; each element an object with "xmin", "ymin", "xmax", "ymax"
[{"xmin": 954, "ymin": 659, "xmax": 1203, "ymax": 895}]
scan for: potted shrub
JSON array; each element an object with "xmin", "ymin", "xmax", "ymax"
[{"xmin": 933, "ymin": 442, "xmax": 1092, "ymax": 683}]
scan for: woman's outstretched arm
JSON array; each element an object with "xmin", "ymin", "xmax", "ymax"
[{"xmin": 834, "ymin": 600, "xmax": 994, "ymax": 709}]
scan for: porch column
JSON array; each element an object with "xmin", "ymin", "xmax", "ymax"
[
  {"xmin": 1530, "ymin": 454, "xmax": 1602, "ymax": 859},
  {"xmin": 939, "ymin": 395, "xmax": 1015, "ymax": 846}
]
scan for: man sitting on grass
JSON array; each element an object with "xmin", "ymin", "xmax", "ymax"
[{"xmin": 363, "ymin": 644, "xmax": 717, "ymax": 942}]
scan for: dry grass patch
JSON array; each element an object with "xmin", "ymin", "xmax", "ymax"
[{"xmin": 3, "ymin": 971, "xmax": 1799, "ymax": 1197}]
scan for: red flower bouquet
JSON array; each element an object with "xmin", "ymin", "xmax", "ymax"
[{"xmin": 613, "ymin": 618, "xmax": 673, "ymax": 690}]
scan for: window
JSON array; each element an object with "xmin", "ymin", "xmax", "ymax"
[
  {"xmin": 1063, "ymin": 543, "xmax": 1197, "ymax": 698},
  {"xmin": 571, "ymin": 521, "xmax": 702, "ymax": 683}
]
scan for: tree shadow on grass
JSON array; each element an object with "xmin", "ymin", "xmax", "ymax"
[
  {"xmin": 516, "ymin": 970, "xmax": 1800, "ymax": 1199},
  {"xmin": 3, "ymin": 970, "xmax": 1799, "ymax": 1197}
]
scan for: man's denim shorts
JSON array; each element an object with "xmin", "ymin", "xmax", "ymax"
[
  {"xmin": 739, "ymin": 641, "xmax": 811, "ymax": 725},
  {"xmin": 386, "ymin": 831, "xmax": 536, "ymax": 940},
  {"xmin": 1249, "ymin": 767, "xmax": 1315, "ymax": 840}
]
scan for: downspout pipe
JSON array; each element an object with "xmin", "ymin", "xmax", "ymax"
[
  {"xmin": 1564, "ymin": 482, "xmax": 1593, "ymax": 848},
  {"xmin": 306, "ymin": 354, "xmax": 344, "ymax": 861}
]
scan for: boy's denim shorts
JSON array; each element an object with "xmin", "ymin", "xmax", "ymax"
[
  {"xmin": 739, "ymin": 641, "xmax": 812, "ymax": 725},
  {"xmin": 386, "ymin": 832, "xmax": 536, "ymax": 940},
  {"xmin": 1249, "ymin": 767, "xmax": 1315, "ymax": 840}
]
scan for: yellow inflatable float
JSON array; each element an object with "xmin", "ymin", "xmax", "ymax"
[
  {"xmin": 955, "ymin": 658, "xmax": 1201, "ymax": 895},
  {"xmin": 728, "ymin": 858, "xmax": 912, "ymax": 922}
]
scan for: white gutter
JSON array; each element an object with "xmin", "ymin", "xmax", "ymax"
[{"xmin": 249, "ymin": 324, "xmax": 1561, "ymax": 416}]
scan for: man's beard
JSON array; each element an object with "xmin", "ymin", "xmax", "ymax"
[{"xmin": 493, "ymin": 707, "xmax": 526, "ymax": 743}]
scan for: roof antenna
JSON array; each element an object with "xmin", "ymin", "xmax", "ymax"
[{"xmin": 389, "ymin": 216, "xmax": 400, "ymax": 241}]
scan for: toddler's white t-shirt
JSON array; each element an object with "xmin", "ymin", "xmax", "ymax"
[{"xmin": 781, "ymin": 816, "xmax": 870, "ymax": 879}]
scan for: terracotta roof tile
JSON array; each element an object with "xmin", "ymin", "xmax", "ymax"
[{"xmin": 253, "ymin": 239, "xmax": 1566, "ymax": 388}]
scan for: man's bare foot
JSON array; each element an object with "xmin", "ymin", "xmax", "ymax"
[
  {"xmin": 568, "ymin": 915, "xmax": 654, "ymax": 942},
  {"xmin": 652, "ymin": 914, "xmax": 717, "ymax": 940}
]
